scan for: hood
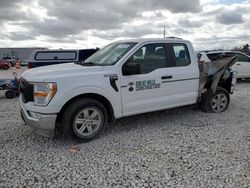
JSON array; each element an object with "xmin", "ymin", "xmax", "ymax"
[{"xmin": 21, "ymin": 63, "xmax": 104, "ymax": 82}]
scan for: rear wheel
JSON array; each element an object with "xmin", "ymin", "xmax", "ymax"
[
  {"xmin": 202, "ymin": 87, "xmax": 230, "ymax": 113},
  {"xmin": 4, "ymin": 65, "xmax": 9, "ymax": 70},
  {"xmin": 61, "ymin": 98, "xmax": 107, "ymax": 140}
]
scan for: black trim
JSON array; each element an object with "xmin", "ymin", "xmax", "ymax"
[
  {"xmin": 20, "ymin": 78, "xmax": 34, "ymax": 103},
  {"xmin": 161, "ymin": 75, "xmax": 173, "ymax": 80},
  {"xmin": 109, "ymin": 76, "xmax": 119, "ymax": 92},
  {"xmin": 164, "ymin": 43, "xmax": 176, "ymax": 67},
  {"xmin": 162, "ymin": 77, "xmax": 199, "ymax": 83},
  {"xmin": 121, "ymin": 85, "xmax": 127, "ymax": 88}
]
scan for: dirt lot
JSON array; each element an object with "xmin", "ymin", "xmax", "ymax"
[{"xmin": 0, "ymin": 67, "xmax": 249, "ymax": 187}]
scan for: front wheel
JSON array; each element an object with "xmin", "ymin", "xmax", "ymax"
[
  {"xmin": 202, "ymin": 87, "xmax": 230, "ymax": 113},
  {"xmin": 61, "ymin": 98, "xmax": 107, "ymax": 141}
]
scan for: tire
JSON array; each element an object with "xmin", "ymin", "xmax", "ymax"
[
  {"xmin": 61, "ymin": 98, "xmax": 107, "ymax": 141},
  {"xmin": 5, "ymin": 90, "xmax": 16, "ymax": 99},
  {"xmin": 202, "ymin": 87, "xmax": 230, "ymax": 113},
  {"xmin": 4, "ymin": 65, "xmax": 9, "ymax": 70}
]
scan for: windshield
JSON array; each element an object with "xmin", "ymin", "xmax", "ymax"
[{"xmin": 82, "ymin": 42, "xmax": 137, "ymax": 65}]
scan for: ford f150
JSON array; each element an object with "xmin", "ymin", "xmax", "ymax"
[{"xmin": 19, "ymin": 38, "xmax": 237, "ymax": 140}]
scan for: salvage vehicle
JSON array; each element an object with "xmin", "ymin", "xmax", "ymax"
[
  {"xmin": 19, "ymin": 38, "xmax": 237, "ymax": 140},
  {"xmin": 2, "ymin": 57, "xmax": 17, "ymax": 67},
  {"xmin": 199, "ymin": 51, "xmax": 250, "ymax": 78},
  {"xmin": 0, "ymin": 60, "xmax": 10, "ymax": 70},
  {"xmin": 28, "ymin": 49, "xmax": 99, "ymax": 68}
]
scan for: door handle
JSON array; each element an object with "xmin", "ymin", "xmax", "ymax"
[
  {"xmin": 161, "ymin": 75, "xmax": 173, "ymax": 79},
  {"xmin": 236, "ymin": 63, "xmax": 241, "ymax": 66}
]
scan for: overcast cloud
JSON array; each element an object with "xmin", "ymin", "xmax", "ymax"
[
  {"xmin": 216, "ymin": 10, "xmax": 244, "ymax": 24},
  {"xmin": 0, "ymin": 0, "xmax": 249, "ymax": 50}
]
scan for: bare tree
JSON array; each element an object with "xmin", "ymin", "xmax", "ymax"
[{"xmin": 242, "ymin": 44, "xmax": 249, "ymax": 51}]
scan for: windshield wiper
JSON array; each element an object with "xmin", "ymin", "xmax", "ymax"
[
  {"xmin": 84, "ymin": 61, "xmax": 95, "ymax": 64},
  {"xmin": 74, "ymin": 61, "xmax": 82, "ymax": 65},
  {"xmin": 79, "ymin": 61, "xmax": 98, "ymax": 66}
]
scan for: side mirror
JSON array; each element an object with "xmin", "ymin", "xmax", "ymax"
[{"xmin": 122, "ymin": 62, "xmax": 140, "ymax": 75}]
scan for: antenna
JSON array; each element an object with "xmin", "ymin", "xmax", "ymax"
[{"xmin": 163, "ymin": 26, "xmax": 166, "ymax": 38}]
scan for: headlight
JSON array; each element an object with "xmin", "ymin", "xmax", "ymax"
[{"xmin": 33, "ymin": 82, "xmax": 57, "ymax": 106}]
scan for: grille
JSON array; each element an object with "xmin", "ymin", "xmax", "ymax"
[{"xmin": 20, "ymin": 78, "xmax": 34, "ymax": 103}]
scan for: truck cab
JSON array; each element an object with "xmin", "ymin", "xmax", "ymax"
[
  {"xmin": 118, "ymin": 39, "xmax": 199, "ymax": 116},
  {"xmin": 19, "ymin": 38, "xmax": 236, "ymax": 141}
]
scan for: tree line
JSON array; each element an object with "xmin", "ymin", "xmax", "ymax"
[{"xmin": 232, "ymin": 44, "xmax": 250, "ymax": 55}]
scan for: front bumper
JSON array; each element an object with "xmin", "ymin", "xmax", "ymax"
[{"xmin": 20, "ymin": 103, "xmax": 57, "ymax": 137}]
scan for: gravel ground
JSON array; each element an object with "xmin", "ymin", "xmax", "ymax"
[
  {"xmin": 0, "ymin": 66, "xmax": 27, "ymax": 79},
  {"xmin": 0, "ymin": 71, "xmax": 249, "ymax": 187}
]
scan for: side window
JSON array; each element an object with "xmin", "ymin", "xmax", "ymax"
[
  {"xmin": 172, "ymin": 44, "xmax": 191, "ymax": 67},
  {"xmin": 127, "ymin": 43, "xmax": 167, "ymax": 74},
  {"xmin": 207, "ymin": 53, "xmax": 221, "ymax": 61},
  {"xmin": 35, "ymin": 51, "xmax": 77, "ymax": 61},
  {"xmin": 225, "ymin": 53, "xmax": 234, "ymax": 57},
  {"xmin": 235, "ymin": 53, "xmax": 249, "ymax": 62}
]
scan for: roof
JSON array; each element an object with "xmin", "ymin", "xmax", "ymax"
[
  {"xmin": 114, "ymin": 37, "xmax": 187, "ymax": 44},
  {"xmin": 32, "ymin": 49, "xmax": 97, "ymax": 52},
  {"xmin": 200, "ymin": 50, "xmax": 248, "ymax": 55},
  {"xmin": 0, "ymin": 47, "xmax": 47, "ymax": 49}
]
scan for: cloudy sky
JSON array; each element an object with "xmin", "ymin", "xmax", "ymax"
[{"xmin": 0, "ymin": 0, "xmax": 249, "ymax": 50}]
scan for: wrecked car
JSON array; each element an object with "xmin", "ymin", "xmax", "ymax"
[
  {"xmin": 19, "ymin": 38, "xmax": 237, "ymax": 141},
  {"xmin": 199, "ymin": 50, "xmax": 250, "ymax": 78}
]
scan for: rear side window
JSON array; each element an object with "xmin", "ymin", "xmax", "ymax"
[
  {"xmin": 235, "ymin": 53, "xmax": 250, "ymax": 62},
  {"xmin": 172, "ymin": 44, "xmax": 191, "ymax": 67},
  {"xmin": 35, "ymin": 51, "xmax": 77, "ymax": 61},
  {"xmin": 207, "ymin": 53, "xmax": 222, "ymax": 61}
]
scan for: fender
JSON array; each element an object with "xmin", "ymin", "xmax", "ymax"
[{"xmin": 55, "ymin": 86, "xmax": 122, "ymax": 119}]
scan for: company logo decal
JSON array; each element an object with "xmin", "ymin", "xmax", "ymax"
[
  {"xmin": 136, "ymin": 80, "xmax": 160, "ymax": 91},
  {"xmin": 127, "ymin": 80, "xmax": 160, "ymax": 92}
]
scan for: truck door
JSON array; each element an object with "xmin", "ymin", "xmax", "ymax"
[{"xmin": 120, "ymin": 42, "xmax": 199, "ymax": 117}]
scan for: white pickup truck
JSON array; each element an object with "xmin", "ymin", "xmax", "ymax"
[{"xmin": 20, "ymin": 38, "xmax": 237, "ymax": 140}]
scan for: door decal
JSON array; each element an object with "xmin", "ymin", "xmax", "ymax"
[
  {"xmin": 136, "ymin": 80, "xmax": 160, "ymax": 91},
  {"xmin": 126, "ymin": 80, "xmax": 161, "ymax": 92},
  {"xmin": 128, "ymin": 82, "xmax": 134, "ymax": 92}
]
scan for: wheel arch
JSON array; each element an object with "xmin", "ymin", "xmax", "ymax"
[
  {"xmin": 56, "ymin": 93, "xmax": 115, "ymax": 124},
  {"xmin": 202, "ymin": 74, "xmax": 232, "ymax": 95}
]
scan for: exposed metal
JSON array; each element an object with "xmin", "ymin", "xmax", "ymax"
[{"xmin": 198, "ymin": 56, "xmax": 237, "ymax": 97}]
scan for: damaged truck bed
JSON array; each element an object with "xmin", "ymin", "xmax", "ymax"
[{"xmin": 198, "ymin": 56, "xmax": 237, "ymax": 110}]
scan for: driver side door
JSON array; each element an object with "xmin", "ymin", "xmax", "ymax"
[{"xmin": 120, "ymin": 43, "xmax": 169, "ymax": 116}]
